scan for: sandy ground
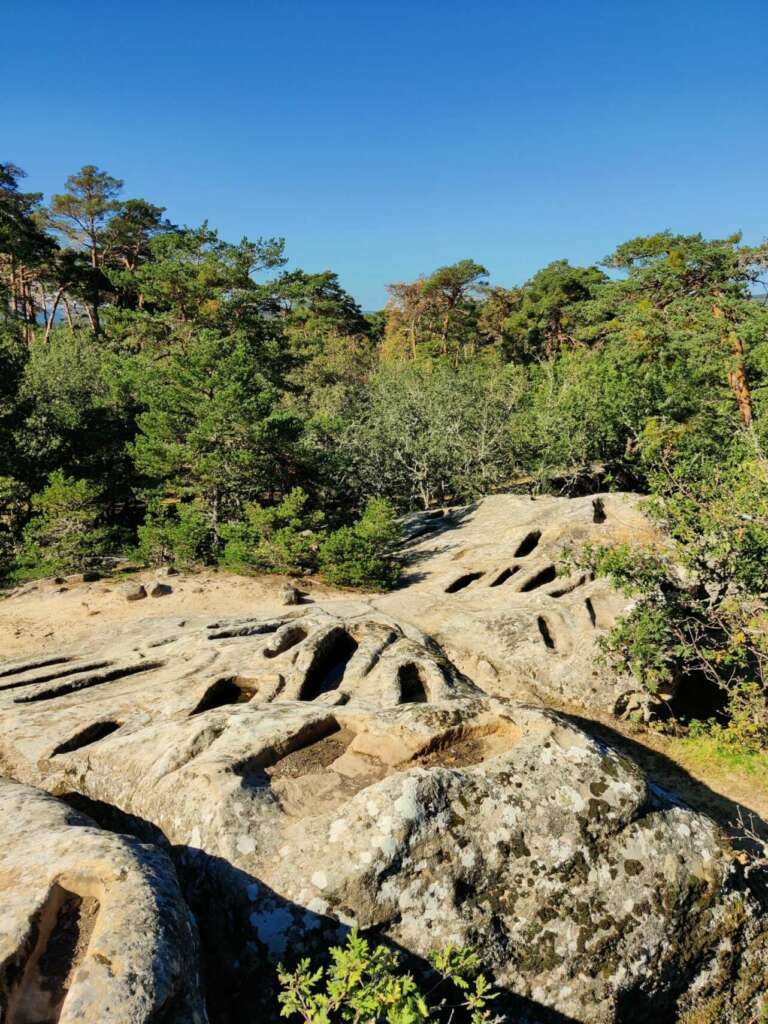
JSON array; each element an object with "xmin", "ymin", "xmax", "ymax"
[{"xmin": 0, "ymin": 570, "xmax": 350, "ymax": 658}]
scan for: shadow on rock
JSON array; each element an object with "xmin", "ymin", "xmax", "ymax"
[
  {"xmin": 558, "ymin": 712, "xmax": 768, "ymax": 856},
  {"xmin": 61, "ymin": 791, "xmax": 579, "ymax": 1024}
]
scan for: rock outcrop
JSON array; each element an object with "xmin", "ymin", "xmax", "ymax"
[
  {"xmin": 374, "ymin": 492, "xmax": 657, "ymax": 713},
  {"xmin": 0, "ymin": 778, "xmax": 206, "ymax": 1023},
  {"xmin": 0, "ymin": 597, "xmax": 765, "ymax": 1023}
]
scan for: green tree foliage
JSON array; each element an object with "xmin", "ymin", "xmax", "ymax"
[
  {"xmin": 221, "ymin": 487, "xmax": 325, "ymax": 575},
  {"xmin": 319, "ymin": 499, "xmax": 401, "ymax": 589},
  {"xmin": 0, "ymin": 163, "xmax": 57, "ymax": 340},
  {"xmin": 135, "ymin": 499, "xmax": 212, "ymax": 568},
  {"xmin": 15, "ymin": 470, "xmax": 110, "ymax": 578},
  {"xmin": 420, "ymin": 259, "xmax": 488, "ymax": 360},
  {"xmin": 17, "ymin": 331, "xmax": 136, "ymax": 496},
  {"xmin": 277, "ymin": 929, "xmax": 499, "ymax": 1024},
  {"xmin": 0, "ymin": 475, "xmax": 27, "ymax": 582},
  {"xmin": 131, "ymin": 327, "xmax": 304, "ymax": 543},
  {"xmin": 344, "ymin": 359, "xmax": 524, "ymax": 509},
  {"xmin": 498, "ymin": 260, "xmax": 608, "ymax": 361},
  {"xmin": 220, "ymin": 491, "xmax": 400, "ymax": 589},
  {"xmin": 50, "ymin": 164, "xmax": 124, "ymax": 268}
]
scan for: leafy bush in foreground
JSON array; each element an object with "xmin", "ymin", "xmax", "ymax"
[{"xmin": 278, "ymin": 929, "xmax": 499, "ymax": 1024}]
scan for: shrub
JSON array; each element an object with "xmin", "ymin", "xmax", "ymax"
[
  {"xmin": 15, "ymin": 470, "xmax": 109, "ymax": 578},
  {"xmin": 0, "ymin": 476, "xmax": 27, "ymax": 585},
  {"xmin": 576, "ymin": 434, "xmax": 768, "ymax": 751},
  {"xmin": 135, "ymin": 499, "xmax": 212, "ymax": 568},
  {"xmin": 277, "ymin": 928, "xmax": 499, "ymax": 1024},
  {"xmin": 319, "ymin": 498, "xmax": 401, "ymax": 589},
  {"xmin": 220, "ymin": 487, "xmax": 325, "ymax": 575}
]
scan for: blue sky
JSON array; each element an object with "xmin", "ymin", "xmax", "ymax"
[{"xmin": 4, "ymin": 0, "xmax": 767, "ymax": 308}]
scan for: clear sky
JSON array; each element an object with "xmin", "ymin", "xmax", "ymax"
[{"xmin": 4, "ymin": 0, "xmax": 767, "ymax": 309}]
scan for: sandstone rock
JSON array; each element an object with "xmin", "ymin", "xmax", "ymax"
[
  {"xmin": 3, "ymin": 582, "xmax": 39, "ymax": 599},
  {"xmin": 280, "ymin": 583, "xmax": 301, "ymax": 605},
  {"xmin": 64, "ymin": 571, "xmax": 100, "ymax": 584},
  {"xmin": 0, "ymin": 778, "xmax": 206, "ymax": 1023},
  {"xmin": 371, "ymin": 492, "xmax": 659, "ymax": 714},
  {"xmin": 121, "ymin": 582, "xmax": 147, "ymax": 601},
  {"xmin": 149, "ymin": 581, "xmax": 173, "ymax": 597},
  {"xmin": 0, "ymin": 608, "xmax": 764, "ymax": 1023},
  {"xmin": 1, "ymin": 492, "xmax": 763, "ymax": 1023}
]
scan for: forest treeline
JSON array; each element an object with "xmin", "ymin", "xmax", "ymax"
[{"xmin": 2, "ymin": 161, "xmax": 768, "ymax": 745}]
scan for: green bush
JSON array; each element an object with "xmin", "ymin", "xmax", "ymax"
[
  {"xmin": 576, "ymin": 434, "xmax": 768, "ymax": 751},
  {"xmin": 15, "ymin": 470, "xmax": 110, "ymax": 578},
  {"xmin": 220, "ymin": 487, "xmax": 325, "ymax": 575},
  {"xmin": 135, "ymin": 499, "xmax": 212, "ymax": 568},
  {"xmin": 319, "ymin": 499, "xmax": 401, "ymax": 589},
  {"xmin": 277, "ymin": 928, "xmax": 499, "ymax": 1024}
]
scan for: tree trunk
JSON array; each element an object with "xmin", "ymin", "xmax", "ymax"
[
  {"xmin": 63, "ymin": 297, "xmax": 75, "ymax": 332},
  {"xmin": 713, "ymin": 304, "xmax": 754, "ymax": 428},
  {"xmin": 44, "ymin": 286, "xmax": 67, "ymax": 343}
]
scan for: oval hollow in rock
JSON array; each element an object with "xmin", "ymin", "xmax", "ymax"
[
  {"xmin": 300, "ymin": 630, "xmax": 359, "ymax": 700},
  {"xmin": 5, "ymin": 884, "xmax": 99, "ymax": 1024},
  {"xmin": 263, "ymin": 626, "xmax": 307, "ymax": 659},
  {"xmin": 445, "ymin": 571, "xmax": 484, "ymax": 594},
  {"xmin": 519, "ymin": 565, "xmax": 557, "ymax": 592},
  {"xmin": 489, "ymin": 566, "xmax": 519, "ymax": 587},
  {"xmin": 52, "ymin": 721, "xmax": 122, "ymax": 756},
  {"xmin": 537, "ymin": 616, "xmax": 556, "ymax": 649},
  {"xmin": 397, "ymin": 663, "xmax": 429, "ymax": 703},
  {"xmin": 514, "ymin": 530, "xmax": 541, "ymax": 557}
]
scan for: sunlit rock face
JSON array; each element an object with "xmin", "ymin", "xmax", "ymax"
[
  {"xmin": 0, "ymin": 777, "xmax": 206, "ymax": 1024},
  {"xmin": 0, "ymin": 588, "xmax": 765, "ymax": 1023},
  {"xmin": 374, "ymin": 491, "xmax": 656, "ymax": 713}
]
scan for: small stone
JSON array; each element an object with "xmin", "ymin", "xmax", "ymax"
[
  {"xmin": 156, "ymin": 566, "xmax": 179, "ymax": 577},
  {"xmin": 121, "ymin": 582, "xmax": 147, "ymax": 602},
  {"xmin": 150, "ymin": 582, "xmax": 173, "ymax": 598},
  {"xmin": 280, "ymin": 584, "xmax": 301, "ymax": 606}
]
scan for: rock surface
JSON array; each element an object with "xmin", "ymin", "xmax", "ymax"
[
  {"xmin": 0, "ymin": 590, "xmax": 765, "ymax": 1022},
  {"xmin": 3, "ymin": 491, "xmax": 765, "ymax": 1019},
  {"xmin": 374, "ymin": 492, "xmax": 657, "ymax": 713},
  {"xmin": 0, "ymin": 777, "xmax": 206, "ymax": 1023}
]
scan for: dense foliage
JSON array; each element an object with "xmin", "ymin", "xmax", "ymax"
[{"xmin": 2, "ymin": 160, "xmax": 768, "ymax": 744}]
